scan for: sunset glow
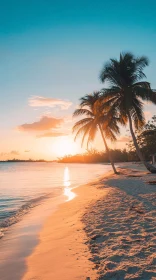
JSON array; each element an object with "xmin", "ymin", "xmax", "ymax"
[
  {"xmin": 1, "ymin": 0, "xmax": 156, "ymax": 162},
  {"xmin": 63, "ymin": 167, "xmax": 76, "ymax": 201},
  {"xmin": 1, "ymin": 2, "xmax": 156, "ymax": 279},
  {"xmin": 52, "ymin": 137, "xmax": 79, "ymax": 157}
]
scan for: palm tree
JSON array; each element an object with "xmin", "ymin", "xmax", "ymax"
[
  {"xmin": 100, "ymin": 52, "xmax": 156, "ymax": 173},
  {"xmin": 72, "ymin": 92, "xmax": 120, "ymax": 174}
]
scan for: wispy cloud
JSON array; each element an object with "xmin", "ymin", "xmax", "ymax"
[
  {"xmin": 10, "ymin": 150, "xmax": 20, "ymax": 155},
  {"xmin": 17, "ymin": 116, "xmax": 64, "ymax": 132},
  {"xmin": 0, "ymin": 150, "xmax": 20, "ymax": 157},
  {"xmin": 36, "ymin": 132, "xmax": 67, "ymax": 138},
  {"xmin": 29, "ymin": 96, "xmax": 72, "ymax": 110}
]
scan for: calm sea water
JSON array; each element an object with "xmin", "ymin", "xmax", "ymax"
[{"xmin": 0, "ymin": 162, "xmax": 111, "ymax": 235}]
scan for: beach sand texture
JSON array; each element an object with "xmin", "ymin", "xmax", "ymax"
[
  {"xmin": 23, "ymin": 167, "xmax": 156, "ymax": 280},
  {"xmin": 23, "ymin": 173, "xmax": 110, "ymax": 280},
  {"xmin": 83, "ymin": 168, "xmax": 156, "ymax": 280}
]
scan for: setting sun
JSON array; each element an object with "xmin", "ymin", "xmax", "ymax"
[
  {"xmin": 1, "ymin": 1, "xmax": 156, "ymax": 279},
  {"xmin": 53, "ymin": 137, "xmax": 79, "ymax": 157}
]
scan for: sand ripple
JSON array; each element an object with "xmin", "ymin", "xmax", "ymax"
[{"xmin": 83, "ymin": 169, "xmax": 156, "ymax": 280}]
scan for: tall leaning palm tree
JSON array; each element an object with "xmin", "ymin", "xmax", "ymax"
[
  {"xmin": 100, "ymin": 52, "xmax": 156, "ymax": 173},
  {"xmin": 72, "ymin": 92, "xmax": 120, "ymax": 174}
]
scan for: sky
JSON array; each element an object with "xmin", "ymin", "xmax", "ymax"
[{"xmin": 0, "ymin": 0, "xmax": 156, "ymax": 160}]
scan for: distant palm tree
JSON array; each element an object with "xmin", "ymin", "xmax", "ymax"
[
  {"xmin": 72, "ymin": 92, "xmax": 120, "ymax": 174},
  {"xmin": 100, "ymin": 52, "xmax": 156, "ymax": 172}
]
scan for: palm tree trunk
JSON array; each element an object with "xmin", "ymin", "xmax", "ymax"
[
  {"xmin": 127, "ymin": 111, "xmax": 156, "ymax": 173},
  {"xmin": 127, "ymin": 112, "xmax": 145, "ymax": 161},
  {"xmin": 99, "ymin": 124, "xmax": 118, "ymax": 174}
]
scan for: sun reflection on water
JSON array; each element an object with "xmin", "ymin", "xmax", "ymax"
[{"xmin": 63, "ymin": 167, "xmax": 76, "ymax": 201}]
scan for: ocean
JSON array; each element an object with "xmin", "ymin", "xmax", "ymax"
[{"xmin": 0, "ymin": 162, "xmax": 111, "ymax": 238}]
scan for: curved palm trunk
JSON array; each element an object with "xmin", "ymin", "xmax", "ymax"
[
  {"xmin": 99, "ymin": 124, "xmax": 118, "ymax": 174},
  {"xmin": 127, "ymin": 112, "xmax": 156, "ymax": 173}
]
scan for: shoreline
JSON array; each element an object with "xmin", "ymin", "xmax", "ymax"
[
  {"xmin": 0, "ymin": 192, "xmax": 65, "ymax": 280},
  {"xmin": 22, "ymin": 171, "xmax": 113, "ymax": 280},
  {"xmin": 23, "ymin": 165, "xmax": 156, "ymax": 280},
  {"xmin": 1, "ymin": 164, "xmax": 155, "ymax": 279}
]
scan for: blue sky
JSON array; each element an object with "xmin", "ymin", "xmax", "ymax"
[{"xmin": 0, "ymin": 0, "xmax": 156, "ymax": 159}]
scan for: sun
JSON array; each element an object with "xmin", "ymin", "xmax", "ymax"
[{"xmin": 53, "ymin": 136, "xmax": 79, "ymax": 157}]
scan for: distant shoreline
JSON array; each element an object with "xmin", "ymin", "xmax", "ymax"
[
  {"xmin": 0, "ymin": 160, "xmax": 57, "ymax": 163},
  {"xmin": 0, "ymin": 160, "xmax": 141, "ymax": 164}
]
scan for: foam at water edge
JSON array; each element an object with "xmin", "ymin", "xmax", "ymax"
[{"xmin": 0, "ymin": 193, "xmax": 53, "ymax": 238}]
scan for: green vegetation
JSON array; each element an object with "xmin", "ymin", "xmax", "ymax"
[
  {"xmin": 58, "ymin": 116, "xmax": 156, "ymax": 163},
  {"xmin": 58, "ymin": 148, "xmax": 129, "ymax": 163},
  {"xmin": 72, "ymin": 52, "xmax": 156, "ymax": 173},
  {"xmin": 100, "ymin": 52, "xmax": 156, "ymax": 172},
  {"xmin": 128, "ymin": 115, "xmax": 156, "ymax": 161}
]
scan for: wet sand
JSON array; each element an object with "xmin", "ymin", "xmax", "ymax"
[
  {"xmin": 2, "ymin": 164, "xmax": 156, "ymax": 280},
  {"xmin": 22, "ymin": 172, "xmax": 111, "ymax": 280}
]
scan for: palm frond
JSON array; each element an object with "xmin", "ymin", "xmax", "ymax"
[
  {"xmin": 118, "ymin": 113, "xmax": 128, "ymax": 126},
  {"xmin": 79, "ymin": 92, "xmax": 101, "ymax": 109},
  {"xmin": 81, "ymin": 123, "xmax": 93, "ymax": 147},
  {"xmin": 133, "ymin": 82, "xmax": 156, "ymax": 104},
  {"xmin": 101, "ymin": 87, "xmax": 121, "ymax": 99},
  {"xmin": 73, "ymin": 121, "xmax": 92, "ymax": 142},
  {"xmin": 100, "ymin": 52, "xmax": 149, "ymax": 87},
  {"xmin": 100, "ymin": 61, "xmax": 124, "ymax": 87},
  {"xmin": 103, "ymin": 126, "xmax": 117, "ymax": 141},
  {"xmin": 131, "ymin": 97, "xmax": 145, "ymax": 129},
  {"xmin": 135, "ymin": 56, "xmax": 149, "ymax": 67},
  {"xmin": 72, "ymin": 118, "xmax": 93, "ymax": 133},
  {"xmin": 73, "ymin": 108, "xmax": 94, "ymax": 118},
  {"xmin": 87, "ymin": 122, "xmax": 98, "ymax": 148},
  {"xmin": 108, "ymin": 120, "xmax": 120, "ymax": 135}
]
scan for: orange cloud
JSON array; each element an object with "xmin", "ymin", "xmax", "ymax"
[
  {"xmin": 18, "ymin": 116, "xmax": 63, "ymax": 131},
  {"xmin": 36, "ymin": 132, "xmax": 67, "ymax": 138},
  {"xmin": 29, "ymin": 96, "xmax": 72, "ymax": 110}
]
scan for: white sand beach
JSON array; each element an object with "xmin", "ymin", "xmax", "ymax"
[
  {"xmin": 21, "ymin": 164, "xmax": 156, "ymax": 280},
  {"xmin": 83, "ymin": 165, "xmax": 156, "ymax": 279}
]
